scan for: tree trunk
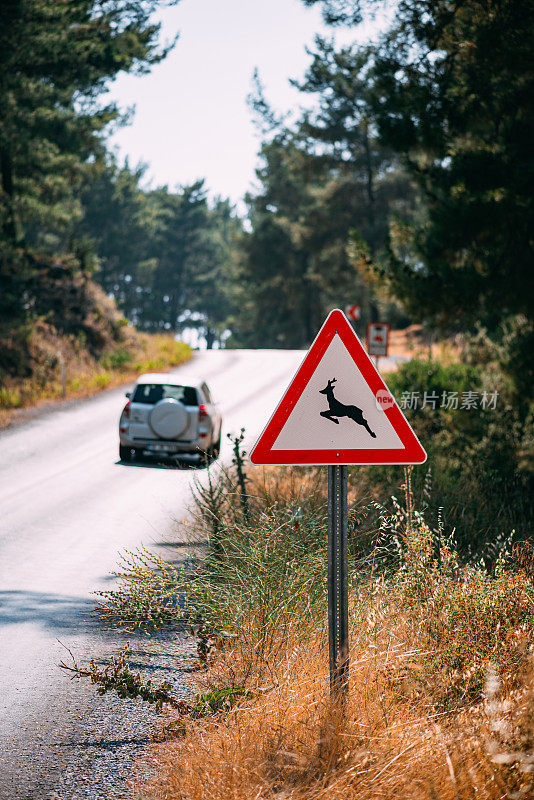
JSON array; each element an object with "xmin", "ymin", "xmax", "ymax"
[
  {"xmin": 302, "ymin": 255, "xmax": 316, "ymax": 346},
  {"xmin": 362, "ymin": 121, "xmax": 376, "ymax": 248},
  {"xmin": 205, "ymin": 326, "xmax": 216, "ymax": 349},
  {"xmin": 169, "ymin": 291, "xmax": 180, "ymax": 334},
  {"xmin": 0, "ymin": 146, "xmax": 18, "ymax": 242}
]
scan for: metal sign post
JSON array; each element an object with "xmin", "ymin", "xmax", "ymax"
[{"xmin": 327, "ymin": 464, "xmax": 349, "ymax": 701}]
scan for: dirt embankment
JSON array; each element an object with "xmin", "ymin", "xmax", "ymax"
[
  {"xmin": 0, "ymin": 325, "xmax": 192, "ymax": 430},
  {"xmin": 388, "ymin": 324, "xmax": 458, "ymax": 361},
  {"xmin": 0, "ymin": 264, "xmax": 191, "ymax": 429}
]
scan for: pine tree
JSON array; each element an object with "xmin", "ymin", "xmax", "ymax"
[
  {"xmin": 302, "ymin": 0, "xmax": 534, "ymax": 332},
  {"xmin": 234, "ymin": 132, "xmax": 365, "ymax": 347},
  {"xmin": 146, "ymin": 181, "xmax": 213, "ymax": 333},
  {"xmin": 187, "ymin": 198, "xmax": 241, "ymax": 348},
  {"xmin": 233, "ymin": 68, "xmax": 410, "ymax": 348},
  {"xmin": 77, "ymin": 159, "xmax": 156, "ymax": 322},
  {"xmin": 0, "ymin": 0, "xmax": 175, "ymax": 324}
]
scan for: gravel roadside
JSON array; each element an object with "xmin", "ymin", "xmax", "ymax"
[{"xmin": 1, "ymin": 628, "xmax": 198, "ymax": 800}]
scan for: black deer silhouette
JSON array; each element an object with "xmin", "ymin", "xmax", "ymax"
[{"xmin": 319, "ymin": 378, "xmax": 376, "ymax": 438}]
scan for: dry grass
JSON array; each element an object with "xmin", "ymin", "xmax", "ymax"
[
  {"xmin": 388, "ymin": 326, "xmax": 461, "ymax": 364},
  {"xmin": 139, "ymin": 615, "xmax": 534, "ymax": 800},
  {"xmin": 126, "ymin": 466, "xmax": 534, "ymax": 800},
  {"xmin": 0, "ymin": 326, "xmax": 192, "ymax": 429}
]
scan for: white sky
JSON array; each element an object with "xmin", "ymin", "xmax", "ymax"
[{"xmin": 105, "ymin": 0, "xmax": 387, "ymax": 204}]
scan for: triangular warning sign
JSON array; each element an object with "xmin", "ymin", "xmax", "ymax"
[{"xmin": 250, "ymin": 309, "xmax": 426, "ymax": 465}]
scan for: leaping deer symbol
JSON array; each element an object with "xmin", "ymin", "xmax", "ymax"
[{"xmin": 319, "ymin": 378, "xmax": 376, "ymax": 438}]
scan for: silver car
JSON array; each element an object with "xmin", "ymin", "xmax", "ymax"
[{"xmin": 119, "ymin": 373, "xmax": 222, "ymax": 462}]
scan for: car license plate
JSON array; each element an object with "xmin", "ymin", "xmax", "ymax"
[{"xmin": 147, "ymin": 444, "xmax": 175, "ymax": 452}]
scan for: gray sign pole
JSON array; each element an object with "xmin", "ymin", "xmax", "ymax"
[{"xmin": 327, "ymin": 464, "xmax": 349, "ymax": 701}]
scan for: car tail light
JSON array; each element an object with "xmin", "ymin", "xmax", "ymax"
[
  {"xmin": 198, "ymin": 403, "xmax": 208, "ymax": 421},
  {"xmin": 122, "ymin": 400, "xmax": 131, "ymax": 419}
]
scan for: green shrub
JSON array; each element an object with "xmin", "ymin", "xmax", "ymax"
[
  {"xmin": 375, "ymin": 482, "xmax": 534, "ymax": 706},
  {"xmin": 93, "ymin": 372, "xmax": 111, "ymax": 389},
  {"xmin": 94, "ymin": 454, "xmax": 365, "ymax": 678},
  {"xmin": 383, "ymin": 359, "xmax": 533, "ymax": 555},
  {"xmin": 94, "ymin": 497, "xmax": 332, "ymax": 645},
  {"xmin": 0, "ymin": 386, "xmax": 22, "ymax": 408},
  {"xmin": 100, "ymin": 347, "xmax": 133, "ymax": 371}
]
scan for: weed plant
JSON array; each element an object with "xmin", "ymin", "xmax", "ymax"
[
  {"xmin": 94, "ymin": 460, "xmax": 367, "ymax": 681},
  {"xmin": 383, "ymin": 355, "xmax": 533, "ymax": 554},
  {"xmin": 374, "ymin": 476, "xmax": 534, "ymax": 707}
]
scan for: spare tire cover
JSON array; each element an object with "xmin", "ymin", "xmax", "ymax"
[{"xmin": 149, "ymin": 398, "xmax": 189, "ymax": 439}]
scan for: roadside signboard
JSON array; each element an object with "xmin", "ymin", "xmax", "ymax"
[
  {"xmin": 366, "ymin": 322, "xmax": 390, "ymax": 357},
  {"xmin": 250, "ymin": 309, "xmax": 425, "ymax": 702},
  {"xmin": 345, "ymin": 304, "xmax": 360, "ymax": 321},
  {"xmin": 251, "ymin": 310, "xmax": 425, "ymax": 466}
]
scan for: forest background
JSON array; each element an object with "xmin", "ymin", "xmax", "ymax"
[{"xmin": 0, "ymin": 0, "xmax": 532, "ymax": 547}]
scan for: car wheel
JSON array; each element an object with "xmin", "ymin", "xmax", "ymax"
[{"xmin": 119, "ymin": 444, "xmax": 131, "ymax": 461}]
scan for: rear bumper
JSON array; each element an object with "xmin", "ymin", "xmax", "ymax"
[{"xmin": 119, "ymin": 432, "xmax": 209, "ymax": 453}]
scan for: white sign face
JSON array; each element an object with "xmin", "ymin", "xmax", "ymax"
[
  {"xmin": 271, "ymin": 334, "xmax": 403, "ymax": 452},
  {"xmin": 367, "ymin": 323, "xmax": 389, "ymax": 356}
]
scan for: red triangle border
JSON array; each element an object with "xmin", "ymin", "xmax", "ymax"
[{"xmin": 250, "ymin": 309, "xmax": 427, "ymax": 465}]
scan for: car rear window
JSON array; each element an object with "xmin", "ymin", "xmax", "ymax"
[{"xmin": 132, "ymin": 384, "xmax": 198, "ymax": 405}]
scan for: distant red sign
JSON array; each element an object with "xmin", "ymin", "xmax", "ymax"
[
  {"xmin": 367, "ymin": 323, "xmax": 390, "ymax": 357},
  {"xmin": 345, "ymin": 304, "xmax": 360, "ymax": 321}
]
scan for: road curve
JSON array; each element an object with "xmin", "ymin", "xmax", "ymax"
[{"xmin": 0, "ymin": 349, "xmax": 305, "ymax": 799}]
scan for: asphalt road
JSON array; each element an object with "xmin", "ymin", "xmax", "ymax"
[
  {"xmin": 0, "ymin": 348, "xmax": 307, "ymax": 799},
  {"xmin": 0, "ymin": 346, "xmax": 406, "ymax": 798}
]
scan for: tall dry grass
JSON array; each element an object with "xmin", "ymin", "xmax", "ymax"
[
  {"xmin": 126, "ymin": 465, "xmax": 534, "ymax": 800},
  {"xmin": 140, "ymin": 612, "xmax": 534, "ymax": 799}
]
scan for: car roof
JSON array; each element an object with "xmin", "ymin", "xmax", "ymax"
[{"xmin": 135, "ymin": 373, "xmax": 203, "ymax": 388}]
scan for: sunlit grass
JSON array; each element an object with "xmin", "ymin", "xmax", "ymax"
[{"xmin": 142, "ymin": 623, "xmax": 534, "ymax": 800}]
